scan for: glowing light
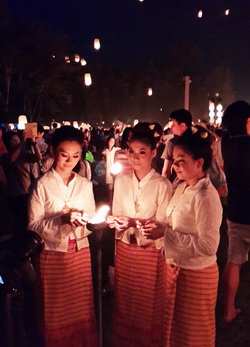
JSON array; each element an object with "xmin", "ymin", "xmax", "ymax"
[
  {"xmin": 18, "ymin": 115, "xmax": 28, "ymax": 130},
  {"xmin": 88, "ymin": 205, "xmax": 110, "ymax": 224},
  {"xmin": 65, "ymin": 56, "xmax": 70, "ymax": 62},
  {"xmin": 74, "ymin": 54, "xmax": 80, "ymax": 63},
  {"xmin": 209, "ymin": 101, "xmax": 215, "ymax": 124},
  {"xmin": 216, "ymin": 103, "xmax": 223, "ymax": 125},
  {"xmin": 52, "ymin": 55, "xmax": 55, "ymax": 58},
  {"xmin": 133, "ymin": 119, "xmax": 139, "ymax": 126},
  {"xmin": 63, "ymin": 121, "xmax": 71, "ymax": 126},
  {"xmin": 84, "ymin": 73, "xmax": 92, "ymax": 86},
  {"xmin": 73, "ymin": 121, "xmax": 79, "ymax": 129},
  {"xmin": 225, "ymin": 9, "xmax": 230, "ymax": 16},
  {"xmin": 198, "ymin": 10, "xmax": 203, "ymax": 18},
  {"xmin": 94, "ymin": 38, "xmax": 101, "ymax": 50},
  {"xmin": 43, "ymin": 125, "xmax": 50, "ymax": 130},
  {"xmin": 81, "ymin": 58, "xmax": 87, "ymax": 66},
  {"xmin": 148, "ymin": 88, "xmax": 153, "ymax": 96},
  {"xmin": 8, "ymin": 123, "xmax": 14, "ymax": 130},
  {"xmin": 110, "ymin": 162, "xmax": 123, "ymax": 175}
]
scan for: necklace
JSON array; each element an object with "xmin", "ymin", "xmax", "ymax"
[
  {"xmin": 134, "ymin": 187, "xmax": 142, "ymax": 213},
  {"xmin": 53, "ymin": 171, "xmax": 76, "ymax": 213},
  {"xmin": 166, "ymin": 183, "xmax": 187, "ymax": 228},
  {"xmin": 133, "ymin": 170, "xmax": 155, "ymax": 213}
]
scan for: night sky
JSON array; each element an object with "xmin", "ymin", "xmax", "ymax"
[{"xmin": 8, "ymin": 0, "xmax": 250, "ymax": 100}]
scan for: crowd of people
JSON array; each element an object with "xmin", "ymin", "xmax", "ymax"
[{"xmin": 0, "ymin": 100, "xmax": 249, "ymax": 347}]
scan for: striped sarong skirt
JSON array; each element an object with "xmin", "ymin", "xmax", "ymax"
[
  {"xmin": 163, "ymin": 262, "xmax": 219, "ymax": 347},
  {"xmin": 111, "ymin": 240, "xmax": 165, "ymax": 347},
  {"xmin": 33, "ymin": 241, "xmax": 98, "ymax": 347}
]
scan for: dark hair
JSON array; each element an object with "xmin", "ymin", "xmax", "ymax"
[
  {"xmin": 170, "ymin": 109, "xmax": 192, "ymax": 127},
  {"xmin": 105, "ymin": 135, "xmax": 115, "ymax": 149},
  {"xmin": 2, "ymin": 131, "xmax": 20, "ymax": 151},
  {"xmin": 37, "ymin": 124, "xmax": 44, "ymax": 133},
  {"xmin": 51, "ymin": 126, "xmax": 83, "ymax": 150},
  {"xmin": 151, "ymin": 122, "xmax": 163, "ymax": 138},
  {"xmin": 120, "ymin": 127, "xmax": 132, "ymax": 149},
  {"xmin": 174, "ymin": 127, "xmax": 213, "ymax": 172},
  {"xmin": 222, "ymin": 100, "xmax": 250, "ymax": 135},
  {"xmin": 133, "ymin": 122, "xmax": 151, "ymax": 133},
  {"xmin": 129, "ymin": 131, "xmax": 156, "ymax": 150}
]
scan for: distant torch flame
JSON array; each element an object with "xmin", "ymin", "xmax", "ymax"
[{"xmin": 88, "ymin": 205, "xmax": 110, "ymax": 224}]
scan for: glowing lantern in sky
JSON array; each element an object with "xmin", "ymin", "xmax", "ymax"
[
  {"xmin": 225, "ymin": 9, "xmax": 230, "ymax": 16},
  {"xmin": 81, "ymin": 58, "xmax": 87, "ymax": 66},
  {"xmin": 94, "ymin": 38, "xmax": 101, "ymax": 50},
  {"xmin": 18, "ymin": 115, "xmax": 28, "ymax": 130},
  {"xmin": 198, "ymin": 10, "xmax": 203, "ymax": 18},
  {"xmin": 74, "ymin": 54, "xmax": 80, "ymax": 63},
  {"xmin": 84, "ymin": 73, "xmax": 92, "ymax": 86},
  {"xmin": 147, "ymin": 88, "xmax": 153, "ymax": 96}
]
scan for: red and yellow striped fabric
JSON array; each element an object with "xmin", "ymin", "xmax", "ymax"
[
  {"xmin": 33, "ymin": 241, "xmax": 98, "ymax": 347},
  {"xmin": 111, "ymin": 240, "xmax": 165, "ymax": 347},
  {"xmin": 163, "ymin": 263, "xmax": 219, "ymax": 347}
]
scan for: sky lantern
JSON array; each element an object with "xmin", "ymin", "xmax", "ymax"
[
  {"xmin": 147, "ymin": 87, "xmax": 153, "ymax": 96},
  {"xmin": 74, "ymin": 54, "xmax": 80, "ymax": 63},
  {"xmin": 84, "ymin": 73, "xmax": 92, "ymax": 86},
  {"xmin": 225, "ymin": 9, "xmax": 230, "ymax": 16},
  {"xmin": 18, "ymin": 115, "xmax": 28, "ymax": 130},
  {"xmin": 198, "ymin": 10, "xmax": 203, "ymax": 18},
  {"xmin": 94, "ymin": 38, "xmax": 101, "ymax": 50},
  {"xmin": 81, "ymin": 58, "xmax": 87, "ymax": 66}
]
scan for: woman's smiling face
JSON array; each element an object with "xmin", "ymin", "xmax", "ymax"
[{"xmin": 172, "ymin": 145, "xmax": 204, "ymax": 185}]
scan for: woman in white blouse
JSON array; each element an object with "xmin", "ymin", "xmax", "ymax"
[
  {"xmin": 103, "ymin": 135, "xmax": 120, "ymax": 202},
  {"xmin": 107, "ymin": 130, "xmax": 172, "ymax": 347},
  {"xmin": 28, "ymin": 126, "xmax": 97, "ymax": 347},
  {"xmin": 138, "ymin": 128, "xmax": 223, "ymax": 347}
]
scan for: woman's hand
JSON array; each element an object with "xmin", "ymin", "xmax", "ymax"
[
  {"xmin": 136, "ymin": 219, "xmax": 166, "ymax": 240},
  {"xmin": 107, "ymin": 215, "xmax": 116, "ymax": 229},
  {"xmin": 107, "ymin": 216, "xmax": 135, "ymax": 231},
  {"xmin": 62, "ymin": 211, "xmax": 89, "ymax": 227}
]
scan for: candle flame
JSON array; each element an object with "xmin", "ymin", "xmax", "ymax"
[{"xmin": 88, "ymin": 205, "xmax": 110, "ymax": 224}]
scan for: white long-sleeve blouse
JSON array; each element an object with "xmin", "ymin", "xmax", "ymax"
[
  {"xmin": 164, "ymin": 176, "xmax": 222, "ymax": 269},
  {"xmin": 28, "ymin": 169, "xmax": 95, "ymax": 251},
  {"xmin": 112, "ymin": 169, "xmax": 172, "ymax": 247}
]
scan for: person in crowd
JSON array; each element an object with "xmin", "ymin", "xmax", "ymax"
[
  {"xmin": 28, "ymin": 126, "xmax": 97, "ymax": 347},
  {"xmin": 0, "ymin": 127, "xmax": 7, "ymax": 154},
  {"xmin": 36, "ymin": 124, "xmax": 48, "ymax": 157},
  {"xmin": 221, "ymin": 101, "xmax": 250, "ymax": 322},
  {"xmin": 1, "ymin": 130, "xmax": 41, "ymax": 233},
  {"xmin": 114, "ymin": 127, "xmax": 133, "ymax": 174},
  {"xmin": 138, "ymin": 127, "xmax": 222, "ymax": 347},
  {"xmin": 103, "ymin": 135, "xmax": 120, "ymax": 202},
  {"xmin": 151, "ymin": 122, "xmax": 165, "ymax": 174},
  {"xmin": 107, "ymin": 130, "xmax": 172, "ymax": 347},
  {"xmin": 161, "ymin": 109, "xmax": 192, "ymax": 180}
]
